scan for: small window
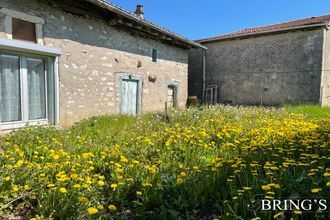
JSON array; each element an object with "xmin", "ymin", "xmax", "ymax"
[
  {"xmin": 12, "ymin": 18, "xmax": 36, "ymax": 43},
  {"xmin": 152, "ymin": 48, "xmax": 158, "ymax": 62}
]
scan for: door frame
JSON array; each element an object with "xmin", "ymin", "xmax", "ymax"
[
  {"xmin": 164, "ymin": 80, "xmax": 180, "ymax": 108},
  {"xmin": 117, "ymin": 73, "xmax": 142, "ymax": 115}
]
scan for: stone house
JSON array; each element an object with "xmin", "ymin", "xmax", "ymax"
[
  {"xmin": 0, "ymin": 0, "xmax": 204, "ymax": 130},
  {"xmin": 189, "ymin": 15, "xmax": 330, "ymax": 106}
]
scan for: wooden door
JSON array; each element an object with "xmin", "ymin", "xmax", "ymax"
[{"xmin": 121, "ymin": 79, "xmax": 138, "ymax": 115}]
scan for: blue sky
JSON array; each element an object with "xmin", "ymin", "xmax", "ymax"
[{"xmin": 108, "ymin": 0, "xmax": 330, "ymax": 40}]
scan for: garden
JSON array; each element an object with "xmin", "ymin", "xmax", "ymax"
[{"xmin": 0, "ymin": 105, "xmax": 329, "ymax": 219}]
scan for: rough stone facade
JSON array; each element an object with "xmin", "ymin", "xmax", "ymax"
[
  {"xmin": 0, "ymin": 0, "xmax": 189, "ymax": 126},
  {"xmin": 188, "ymin": 48, "xmax": 204, "ymax": 100},
  {"xmin": 190, "ymin": 28, "xmax": 330, "ymax": 106}
]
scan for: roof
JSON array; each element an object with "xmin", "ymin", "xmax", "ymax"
[
  {"xmin": 83, "ymin": 0, "xmax": 206, "ymax": 49},
  {"xmin": 197, "ymin": 14, "xmax": 330, "ymax": 43}
]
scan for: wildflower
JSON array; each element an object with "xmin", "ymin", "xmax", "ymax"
[
  {"xmin": 136, "ymin": 191, "xmax": 142, "ymax": 196},
  {"xmin": 73, "ymin": 184, "xmax": 81, "ymax": 189},
  {"xmin": 87, "ymin": 207, "xmax": 98, "ymax": 215},
  {"xmin": 59, "ymin": 187, "xmax": 67, "ymax": 193},
  {"xmin": 142, "ymin": 182, "xmax": 152, "ymax": 188},
  {"xmin": 98, "ymin": 180, "xmax": 105, "ymax": 186},
  {"xmin": 176, "ymin": 178, "xmax": 184, "ymax": 185},
  {"xmin": 47, "ymin": 184, "xmax": 55, "ymax": 188},
  {"xmin": 111, "ymin": 183, "xmax": 118, "ymax": 189},
  {"xmin": 261, "ymin": 185, "xmax": 271, "ymax": 191},
  {"xmin": 180, "ymin": 172, "xmax": 186, "ymax": 177},
  {"xmin": 24, "ymin": 185, "xmax": 30, "ymax": 190},
  {"xmin": 327, "ymin": 182, "xmax": 330, "ymax": 187},
  {"xmin": 243, "ymin": 187, "xmax": 252, "ymax": 190},
  {"xmin": 70, "ymin": 173, "xmax": 78, "ymax": 179},
  {"xmin": 79, "ymin": 197, "xmax": 88, "ymax": 203},
  {"xmin": 12, "ymin": 186, "xmax": 19, "ymax": 192},
  {"xmin": 108, "ymin": 204, "xmax": 117, "ymax": 212},
  {"xmin": 323, "ymin": 172, "xmax": 330, "ymax": 177},
  {"xmin": 311, "ymin": 188, "xmax": 321, "ymax": 193},
  {"xmin": 5, "ymin": 176, "xmax": 10, "ymax": 181},
  {"xmin": 97, "ymin": 204, "xmax": 104, "ymax": 210}
]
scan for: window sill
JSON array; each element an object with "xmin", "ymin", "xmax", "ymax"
[
  {"xmin": 1, "ymin": 119, "xmax": 49, "ymax": 130},
  {"xmin": 0, "ymin": 39, "xmax": 61, "ymax": 56}
]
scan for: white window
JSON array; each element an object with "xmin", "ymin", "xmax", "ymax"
[{"xmin": 0, "ymin": 52, "xmax": 56, "ymax": 130}]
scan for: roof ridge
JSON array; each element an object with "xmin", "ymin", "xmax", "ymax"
[{"xmin": 197, "ymin": 14, "xmax": 330, "ymax": 42}]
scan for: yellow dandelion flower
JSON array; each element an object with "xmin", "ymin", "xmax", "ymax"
[
  {"xmin": 136, "ymin": 191, "xmax": 142, "ymax": 196},
  {"xmin": 12, "ymin": 186, "xmax": 19, "ymax": 192},
  {"xmin": 79, "ymin": 196, "xmax": 88, "ymax": 203},
  {"xmin": 5, "ymin": 176, "xmax": 11, "ymax": 181},
  {"xmin": 108, "ymin": 204, "xmax": 117, "ymax": 212},
  {"xmin": 47, "ymin": 184, "xmax": 55, "ymax": 188},
  {"xmin": 311, "ymin": 188, "xmax": 321, "ymax": 193},
  {"xmin": 176, "ymin": 178, "xmax": 184, "ymax": 185},
  {"xmin": 327, "ymin": 182, "xmax": 330, "ymax": 187},
  {"xmin": 73, "ymin": 184, "xmax": 81, "ymax": 189},
  {"xmin": 98, "ymin": 180, "xmax": 105, "ymax": 186},
  {"xmin": 87, "ymin": 207, "xmax": 98, "ymax": 215},
  {"xmin": 323, "ymin": 172, "xmax": 330, "ymax": 177},
  {"xmin": 59, "ymin": 187, "xmax": 67, "ymax": 193},
  {"xmin": 180, "ymin": 172, "xmax": 186, "ymax": 177},
  {"xmin": 97, "ymin": 204, "xmax": 104, "ymax": 210},
  {"xmin": 70, "ymin": 173, "xmax": 78, "ymax": 179},
  {"xmin": 261, "ymin": 185, "xmax": 271, "ymax": 191},
  {"xmin": 111, "ymin": 183, "xmax": 118, "ymax": 189}
]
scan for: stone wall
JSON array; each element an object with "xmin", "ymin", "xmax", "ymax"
[
  {"xmin": 188, "ymin": 47, "xmax": 204, "ymax": 101},
  {"xmin": 0, "ymin": 0, "xmax": 189, "ymax": 126},
  {"xmin": 190, "ymin": 29, "xmax": 324, "ymax": 106}
]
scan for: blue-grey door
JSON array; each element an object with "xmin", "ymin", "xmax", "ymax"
[{"xmin": 121, "ymin": 79, "xmax": 139, "ymax": 115}]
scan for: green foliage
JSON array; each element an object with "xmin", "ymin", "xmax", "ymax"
[
  {"xmin": 0, "ymin": 105, "xmax": 329, "ymax": 219},
  {"xmin": 284, "ymin": 104, "xmax": 330, "ymax": 118}
]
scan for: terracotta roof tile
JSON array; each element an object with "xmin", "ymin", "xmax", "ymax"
[{"xmin": 197, "ymin": 14, "xmax": 330, "ymax": 43}]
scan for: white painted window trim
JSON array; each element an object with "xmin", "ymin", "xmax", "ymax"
[
  {"xmin": 0, "ymin": 55, "xmax": 49, "ymax": 130},
  {"xmin": 0, "ymin": 8, "xmax": 44, "ymax": 44},
  {"xmin": 54, "ymin": 57, "xmax": 60, "ymax": 125},
  {"xmin": 0, "ymin": 53, "xmax": 60, "ymax": 131}
]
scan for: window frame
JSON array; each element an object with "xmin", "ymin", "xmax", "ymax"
[
  {"xmin": 0, "ymin": 8, "xmax": 44, "ymax": 45},
  {"xmin": 0, "ymin": 50, "xmax": 53, "ymax": 130}
]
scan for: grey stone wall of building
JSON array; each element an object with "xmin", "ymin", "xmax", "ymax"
[
  {"xmin": 0, "ymin": 0, "xmax": 189, "ymax": 126},
  {"xmin": 188, "ymin": 48, "xmax": 204, "ymax": 100},
  {"xmin": 195, "ymin": 29, "xmax": 324, "ymax": 106},
  {"xmin": 321, "ymin": 28, "xmax": 330, "ymax": 106}
]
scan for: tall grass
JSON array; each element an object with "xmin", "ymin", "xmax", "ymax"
[
  {"xmin": 284, "ymin": 104, "xmax": 330, "ymax": 118},
  {"xmin": 0, "ymin": 105, "xmax": 329, "ymax": 219}
]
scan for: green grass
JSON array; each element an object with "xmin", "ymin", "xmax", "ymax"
[
  {"xmin": 0, "ymin": 105, "xmax": 329, "ymax": 219},
  {"xmin": 284, "ymin": 104, "xmax": 330, "ymax": 118}
]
